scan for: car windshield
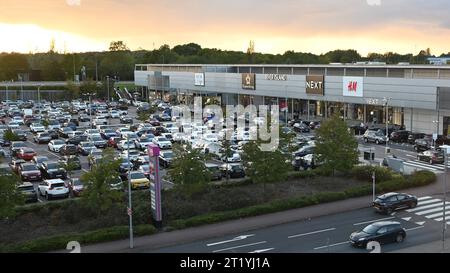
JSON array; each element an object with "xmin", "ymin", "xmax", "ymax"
[
  {"xmin": 92, "ymin": 137, "xmax": 102, "ymax": 141},
  {"xmin": 362, "ymin": 224, "xmax": 379, "ymax": 234},
  {"xmin": 40, "ymin": 133, "xmax": 50, "ymax": 137},
  {"xmin": 158, "ymin": 137, "xmax": 168, "ymax": 142},
  {"xmin": 51, "ymin": 183, "xmax": 65, "ymax": 188},
  {"xmin": 130, "ymin": 172, "xmax": 146, "ymax": 179},
  {"xmin": 72, "ymin": 179, "xmax": 82, "ymax": 186},
  {"xmin": 22, "ymin": 165, "xmax": 37, "ymax": 171},
  {"xmin": 19, "ymin": 185, "xmax": 34, "ymax": 191},
  {"xmin": 163, "ymin": 152, "xmax": 173, "ymax": 158},
  {"xmin": 82, "ymin": 143, "xmax": 94, "ymax": 148},
  {"xmin": 36, "ymin": 157, "xmax": 48, "ymax": 163},
  {"xmin": 46, "ymin": 163, "xmax": 60, "ymax": 169},
  {"xmin": 375, "ymin": 132, "xmax": 385, "ymax": 137},
  {"xmin": 54, "ymin": 140, "xmax": 64, "ymax": 145},
  {"xmin": 13, "ymin": 143, "xmax": 26, "ymax": 148}
]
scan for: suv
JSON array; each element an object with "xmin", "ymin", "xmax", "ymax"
[
  {"xmin": 37, "ymin": 179, "xmax": 69, "ymax": 200},
  {"xmin": 408, "ymin": 132, "xmax": 426, "ymax": 144},
  {"xmin": 350, "ymin": 221, "xmax": 406, "ymax": 247},
  {"xmin": 17, "ymin": 182, "xmax": 38, "ymax": 203},
  {"xmin": 372, "ymin": 192, "xmax": 418, "ymax": 214},
  {"xmin": 414, "ymin": 138, "xmax": 432, "ymax": 152},
  {"xmin": 417, "ymin": 149, "xmax": 445, "ymax": 164},
  {"xmin": 363, "ymin": 130, "xmax": 387, "ymax": 144},
  {"xmin": 390, "ymin": 130, "xmax": 410, "ymax": 143},
  {"xmin": 205, "ymin": 163, "xmax": 222, "ymax": 181}
]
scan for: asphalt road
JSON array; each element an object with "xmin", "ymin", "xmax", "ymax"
[{"xmin": 147, "ymin": 195, "xmax": 446, "ymax": 253}]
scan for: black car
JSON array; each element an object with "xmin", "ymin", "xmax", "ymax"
[
  {"xmin": 89, "ymin": 135, "xmax": 107, "ymax": 149},
  {"xmin": 293, "ymin": 123, "xmax": 310, "ymax": 133},
  {"xmin": 159, "ymin": 150, "xmax": 174, "ymax": 168},
  {"xmin": 0, "ymin": 137, "xmax": 11, "ymax": 147},
  {"xmin": 17, "ymin": 182, "xmax": 38, "ymax": 203},
  {"xmin": 12, "ymin": 129, "xmax": 27, "ymax": 141},
  {"xmin": 120, "ymin": 116, "xmax": 133, "ymax": 124},
  {"xmin": 414, "ymin": 138, "xmax": 432, "ymax": 152},
  {"xmin": 118, "ymin": 159, "xmax": 134, "ymax": 180},
  {"xmin": 58, "ymin": 127, "xmax": 74, "ymax": 138},
  {"xmin": 60, "ymin": 144, "xmax": 78, "ymax": 156},
  {"xmin": 40, "ymin": 161, "xmax": 67, "ymax": 179},
  {"xmin": 390, "ymin": 130, "xmax": 411, "ymax": 143},
  {"xmin": 78, "ymin": 114, "xmax": 90, "ymax": 122},
  {"xmin": 47, "ymin": 129, "xmax": 59, "ymax": 140},
  {"xmin": 350, "ymin": 124, "xmax": 368, "ymax": 135},
  {"xmin": 417, "ymin": 149, "xmax": 445, "ymax": 164},
  {"xmin": 101, "ymin": 129, "xmax": 118, "ymax": 140},
  {"xmin": 220, "ymin": 163, "xmax": 246, "ymax": 179},
  {"xmin": 373, "ymin": 192, "xmax": 418, "ymax": 214},
  {"xmin": 66, "ymin": 135, "xmax": 88, "ymax": 145},
  {"xmin": 77, "ymin": 142, "xmax": 96, "ymax": 156},
  {"xmin": 293, "ymin": 145, "xmax": 315, "ymax": 158},
  {"xmin": 408, "ymin": 132, "xmax": 426, "ymax": 144},
  {"xmin": 350, "ymin": 221, "xmax": 406, "ymax": 247}
]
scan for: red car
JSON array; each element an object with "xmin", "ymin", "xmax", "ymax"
[
  {"xmin": 17, "ymin": 147, "xmax": 37, "ymax": 161},
  {"xmin": 107, "ymin": 137, "xmax": 121, "ymax": 148},
  {"xmin": 18, "ymin": 163, "xmax": 42, "ymax": 182}
]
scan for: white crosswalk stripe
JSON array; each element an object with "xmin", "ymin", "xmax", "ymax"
[
  {"xmin": 406, "ymin": 196, "xmax": 450, "ymax": 224},
  {"xmin": 403, "ymin": 160, "xmax": 447, "ymax": 173}
]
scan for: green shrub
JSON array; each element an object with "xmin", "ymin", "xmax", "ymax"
[
  {"xmin": 351, "ymin": 165, "xmax": 394, "ymax": 182},
  {"xmin": 408, "ymin": 170, "xmax": 437, "ymax": 186}
]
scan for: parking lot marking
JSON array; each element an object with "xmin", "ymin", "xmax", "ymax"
[
  {"xmin": 288, "ymin": 228, "xmax": 336, "ymax": 239},
  {"xmin": 353, "ymin": 217, "xmax": 395, "ymax": 226},
  {"xmin": 417, "ymin": 196, "xmax": 433, "ymax": 201},
  {"xmin": 313, "ymin": 241, "xmax": 350, "ymax": 250},
  {"xmin": 405, "ymin": 226, "xmax": 425, "ymax": 232},
  {"xmin": 212, "ymin": 241, "xmax": 267, "ymax": 253}
]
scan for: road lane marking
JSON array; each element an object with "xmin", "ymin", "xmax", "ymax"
[
  {"xmin": 405, "ymin": 226, "xmax": 425, "ymax": 232},
  {"xmin": 207, "ymin": 234, "xmax": 255, "ymax": 247},
  {"xmin": 353, "ymin": 217, "xmax": 395, "ymax": 226},
  {"xmin": 406, "ymin": 201, "xmax": 447, "ymax": 212},
  {"xmin": 416, "ymin": 206, "xmax": 448, "ymax": 216},
  {"xmin": 417, "ymin": 196, "xmax": 432, "ymax": 201},
  {"xmin": 313, "ymin": 241, "xmax": 350, "ymax": 250},
  {"xmin": 249, "ymin": 248, "xmax": 274, "ymax": 253},
  {"xmin": 288, "ymin": 228, "xmax": 336, "ymax": 239},
  {"xmin": 417, "ymin": 199, "xmax": 443, "ymax": 206},
  {"xmin": 212, "ymin": 241, "xmax": 267, "ymax": 253},
  {"xmin": 425, "ymin": 210, "xmax": 450, "ymax": 219}
]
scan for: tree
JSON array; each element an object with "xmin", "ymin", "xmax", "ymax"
[
  {"xmin": 4, "ymin": 129, "xmax": 20, "ymax": 142},
  {"xmin": 167, "ymin": 143, "xmax": 211, "ymax": 194},
  {"xmin": 80, "ymin": 148, "xmax": 123, "ymax": 213},
  {"xmin": 109, "ymin": 41, "xmax": 129, "ymax": 51},
  {"xmin": 0, "ymin": 172, "xmax": 24, "ymax": 219},
  {"xmin": 314, "ymin": 114, "xmax": 359, "ymax": 175},
  {"xmin": 65, "ymin": 80, "xmax": 80, "ymax": 100},
  {"xmin": 242, "ymin": 135, "xmax": 291, "ymax": 200}
]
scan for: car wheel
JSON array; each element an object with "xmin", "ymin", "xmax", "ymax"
[
  {"xmin": 386, "ymin": 208, "xmax": 393, "ymax": 215},
  {"xmin": 409, "ymin": 201, "xmax": 417, "ymax": 208},
  {"xmin": 396, "ymin": 233, "xmax": 404, "ymax": 243}
]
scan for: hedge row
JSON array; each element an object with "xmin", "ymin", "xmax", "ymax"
[
  {"xmin": 0, "ymin": 225, "xmax": 157, "ymax": 253},
  {"xmin": 168, "ymin": 170, "xmax": 436, "ymax": 230}
]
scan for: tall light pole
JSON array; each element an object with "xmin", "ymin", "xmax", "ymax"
[
  {"xmin": 127, "ymin": 133, "xmax": 134, "ymax": 249},
  {"xmin": 433, "ymin": 120, "xmax": 439, "ymax": 149},
  {"xmin": 106, "ymin": 76, "xmax": 110, "ymax": 102},
  {"xmin": 383, "ymin": 97, "xmax": 392, "ymax": 154},
  {"xmin": 37, "ymin": 84, "xmax": 42, "ymax": 112},
  {"xmin": 443, "ymin": 150, "xmax": 447, "ymax": 251}
]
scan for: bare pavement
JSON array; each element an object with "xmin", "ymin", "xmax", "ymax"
[{"xmin": 53, "ymin": 173, "xmax": 450, "ymax": 253}]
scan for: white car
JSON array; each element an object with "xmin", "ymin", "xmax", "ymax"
[
  {"xmin": 8, "ymin": 121, "xmax": 21, "ymax": 129},
  {"xmin": 38, "ymin": 179, "xmax": 69, "ymax": 200},
  {"xmin": 120, "ymin": 149, "xmax": 141, "ymax": 160},
  {"xmin": 110, "ymin": 110, "xmax": 120, "ymax": 118},
  {"xmin": 134, "ymin": 136, "xmax": 154, "ymax": 150},
  {"xmin": 117, "ymin": 139, "xmax": 136, "ymax": 151},
  {"xmin": 93, "ymin": 117, "xmax": 108, "ymax": 126},
  {"xmin": 12, "ymin": 116, "xmax": 24, "ymax": 125},
  {"xmin": 203, "ymin": 133, "xmax": 219, "ymax": 143},
  {"xmin": 116, "ymin": 128, "xmax": 132, "ymax": 137},
  {"xmin": 48, "ymin": 139, "xmax": 66, "ymax": 153},
  {"xmin": 67, "ymin": 131, "xmax": 84, "ymax": 138},
  {"xmin": 84, "ymin": 129, "xmax": 100, "ymax": 136},
  {"xmin": 163, "ymin": 123, "xmax": 179, "ymax": 134},
  {"xmin": 226, "ymin": 153, "xmax": 242, "ymax": 163},
  {"xmin": 30, "ymin": 123, "xmax": 46, "ymax": 133},
  {"xmin": 152, "ymin": 136, "xmax": 172, "ymax": 149},
  {"xmin": 172, "ymin": 132, "xmax": 186, "ymax": 143}
]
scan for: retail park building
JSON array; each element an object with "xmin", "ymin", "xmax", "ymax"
[{"xmin": 134, "ymin": 63, "xmax": 450, "ymax": 136}]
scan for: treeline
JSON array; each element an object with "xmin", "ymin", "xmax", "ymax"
[{"xmin": 0, "ymin": 41, "xmax": 447, "ymax": 82}]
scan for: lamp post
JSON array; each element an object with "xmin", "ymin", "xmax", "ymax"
[
  {"xmin": 382, "ymin": 97, "xmax": 392, "ymax": 154},
  {"xmin": 433, "ymin": 120, "xmax": 439, "ymax": 149},
  {"xmin": 127, "ymin": 133, "xmax": 134, "ymax": 249},
  {"xmin": 37, "ymin": 84, "xmax": 42, "ymax": 112},
  {"xmin": 106, "ymin": 76, "xmax": 110, "ymax": 102}
]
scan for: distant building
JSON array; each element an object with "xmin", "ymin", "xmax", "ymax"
[{"xmin": 427, "ymin": 57, "xmax": 450, "ymax": 65}]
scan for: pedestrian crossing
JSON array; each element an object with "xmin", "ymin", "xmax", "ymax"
[
  {"xmin": 403, "ymin": 160, "xmax": 450, "ymax": 174},
  {"xmin": 406, "ymin": 196, "xmax": 450, "ymax": 225}
]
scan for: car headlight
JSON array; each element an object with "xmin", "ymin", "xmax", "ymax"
[{"xmin": 358, "ymin": 238, "xmax": 366, "ymax": 241}]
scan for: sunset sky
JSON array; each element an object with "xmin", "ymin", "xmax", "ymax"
[{"xmin": 1, "ymin": 0, "xmax": 450, "ymax": 56}]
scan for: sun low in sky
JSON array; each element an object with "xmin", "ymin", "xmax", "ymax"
[{"xmin": 0, "ymin": 0, "xmax": 450, "ymax": 55}]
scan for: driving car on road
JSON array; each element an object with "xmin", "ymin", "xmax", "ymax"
[
  {"xmin": 417, "ymin": 149, "xmax": 445, "ymax": 165},
  {"xmin": 373, "ymin": 192, "xmax": 418, "ymax": 214},
  {"xmin": 363, "ymin": 130, "xmax": 388, "ymax": 144},
  {"xmin": 350, "ymin": 221, "xmax": 406, "ymax": 247}
]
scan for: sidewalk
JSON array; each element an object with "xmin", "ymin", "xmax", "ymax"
[{"xmin": 55, "ymin": 174, "xmax": 448, "ymax": 253}]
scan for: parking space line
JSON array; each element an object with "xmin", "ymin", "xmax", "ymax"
[
  {"xmin": 313, "ymin": 241, "xmax": 350, "ymax": 250},
  {"xmin": 212, "ymin": 241, "xmax": 267, "ymax": 253},
  {"xmin": 405, "ymin": 226, "xmax": 425, "ymax": 232}
]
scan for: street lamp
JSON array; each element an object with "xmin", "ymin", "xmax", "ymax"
[
  {"xmin": 433, "ymin": 120, "xmax": 439, "ymax": 150},
  {"xmin": 127, "ymin": 133, "xmax": 134, "ymax": 249},
  {"xmin": 82, "ymin": 92, "xmax": 96, "ymax": 129},
  {"xmin": 106, "ymin": 76, "xmax": 110, "ymax": 102},
  {"xmin": 382, "ymin": 97, "xmax": 392, "ymax": 154},
  {"xmin": 37, "ymin": 84, "xmax": 43, "ymax": 111}
]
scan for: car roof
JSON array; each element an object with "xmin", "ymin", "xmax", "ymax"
[
  {"xmin": 369, "ymin": 221, "xmax": 401, "ymax": 227},
  {"xmin": 377, "ymin": 192, "xmax": 399, "ymax": 199},
  {"xmin": 45, "ymin": 179, "xmax": 65, "ymax": 184},
  {"xmin": 18, "ymin": 182, "xmax": 33, "ymax": 187}
]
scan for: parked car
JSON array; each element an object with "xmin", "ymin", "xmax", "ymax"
[
  {"xmin": 205, "ymin": 163, "xmax": 222, "ymax": 181},
  {"xmin": 350, "ymin": 221, "xmax": 406, "ymax": 247},
  {"xmin": 77, "ymin": 141, "xmax": 96, "ymax": 156},
  {"xmin": 293, "ymin": 123, "xmax": 310, "ymax": 133},
  {"xmin": 58, "ymin": 127, "xmax": 74, "ymax": 138},
  {"xmin": 118, "ymin": 159, "xmax": 134, "ymax": 180},
  {"xmin": 12, "ymin": 129, "xmax": 27, "ymax": 141},
  {"xmin": 60, "ymin": 144, "xmax": 78, "ymax": 156},
  {"xmin": 10, "ymin": 141, "xmax": 27, "ymax": 157},
  {"xmin": 372, "ymin": 192, "xmax": 418, "ymax": 214},
  {"xmin": 48, "ymin": 139, "xmax": 66, "ymax": 153},
  {"xmin": 40, "ymin": 161, "xmax": 67, "ymax": 179},
  {"xmin": 67, "ymin": 177, "xmax": 84, "ymax": 197},
  {"xmin": 417, "ymin": 149, "xmax": 445, "ymax": 164},
  {"xmin": 120, "ymin": 116, "xmax": 133, "ymax": 124},
  {"xmin": 18, "ymin": 163, "xmax": 42, "ymax": 182},
  {"xmin": 101, "ymin": 129, "xmax": 118, "ymax": 140},
  {"xmin": 78, "ymin": 114, "xmax": 90, "ymax": 122},
  {"xmin": 129, "ymin": 171, "xmax": 150, "ymax": 190},
  {"xmin": 135, "ymin": 136, "xmax": 154, "ymax": 150},
  {"xmin": 9, "ymin": 158, "xmax": 26, "ymax": 174},
  {"xmin": 107, "ymin": 136, "xmax": 122, "ymax": 148},
  {"xmin": 58, "ymin": 155, "xmax": 82, "ymax": 170},
  {"xmin": 220, "ymin": 163, "xmax": 246, "ymax": 179},
  {"xmin": 390, "ymin": 130, "xmax": 411, "ymax": 143},
  {"xmin": 363, "ymin": 130, "xmax": 387, "ymax": 144},
  {"xmin": 414, "ymin": 138, "xmax": 432, "ymax": 152},
  {"xmin": 159, "ymin": 150, "xmax": 174, "ymax": 168},
  {"xmin": 66, "ymin": 135, "xmax": 88, "ymax": 145},
  {"xmin": 152, "ymin": 136, "xmax": 172, "ymax": 149},
  {"xmin": 33, "ymin": 132, "xmax": 52, "ymax": 144},
  {"xmin": 32, "ymin": 156, "xmax": 49, "ymax": 170},
  {"xmin": 17, "ymin": 182, "xmax": 38, "ymax": 203},
  {"xmin": 37, "ymin": 178, "xmax": 69, "ymax": 200},
  {"xmin": 407, "ymin": 132, "xmax": 426, "ymax": 144},
  {"xmin": 16, "ymin": 147, "xmax": 37, "ymax": 161},
  {"xmin": 89, "ymin": 135, "xmax": 107, "ymax": 149},
  {"xmin": 47, "ymin": 129, "xmax": 59, "ymax": 140}
]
